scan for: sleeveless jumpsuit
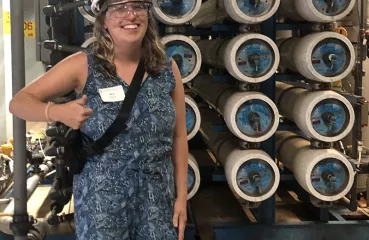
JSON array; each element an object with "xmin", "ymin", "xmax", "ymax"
[{"xmin": 73, "ymin": 52, "xmax": 178, "ymax": 240}]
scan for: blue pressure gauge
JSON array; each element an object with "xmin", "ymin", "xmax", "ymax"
[
  {"xmin": 310, "ymin": 158, "xmax": 349, "ymax": 196},
  {"xmin": 236, "ymin": 39, "xmax": 274, "ymax": 78},
  {"xmin": 158, "ymin": 0, "xmax": 196, "ymax": 17},
  {"xmin": 188, "ymin": 164, "xmax": 195, "ymax": 193},
  {"xmin": 312, "ymin": 0, "xmax": 351, "ymax": 16},
  {"xmin": 165, "ymin": 40, "xmax": 197, "ymax": 79},
  {"xmin": 236, "ymin": 159, "xmax": 275, "ymax": 197},
  {"xmin": 311, "ymin": 38, "xmax": 350, "ymax": 77},
  {"xmin": 236, "ymin": 99, "xmax": 274, "ymax": 137},
  {"xmin": 185, "ymin": 102, "xmax": 196, "ymax": 135},
  {"xmin": 311, "ymin": 98, "xmax": 349, "ymax": 137},
  {"xmin": 236, "ymin": 0, "xmax": 274, "ymax": 17}
]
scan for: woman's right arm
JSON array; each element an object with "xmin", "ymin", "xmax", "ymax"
[{"xmin": 9, "ymin": 51, "xmax": 93, "ymax": 129}]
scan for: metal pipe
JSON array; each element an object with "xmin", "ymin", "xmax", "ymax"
[
  {"xmin": 0, "ymin": 163, "xmax": 53, "ymax": 235},
  {"xmin": 10, "ymin": 0, "xmax": 28, "ymax": 239}
]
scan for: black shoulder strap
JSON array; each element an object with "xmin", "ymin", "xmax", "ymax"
[{"xmin": 84, "ymin": 58, "xmax": 146, "ymax": 155}]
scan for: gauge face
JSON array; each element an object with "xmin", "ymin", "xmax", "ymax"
[
  {"xmin": 312, "ymin": 0, "xmax": 351, "ymax": 16},
  {"xmin": 188, "ymin": 164, "xmax": 195, "ymax": 192},
  {"xmin": 310, "ymin": 158, "xmax": 349, "ymax": 196},
  {"xmin": 236, "ymin": 39, "xmax": 274, "ymax": 78},
  {"xmin": 311, "ymin": 98, "xmax": 349, "ymax": 137},
  {"xmin": 236, "ymin": 99, "xmax": 274, "ymax": 137},
  {"xmin": 165, "ymin": 40, "xmax": 197, "ymax": 79},
  {"xmin": 311, "ymin": 38, "xmax": 350, "ymax": 77},
  {"xmin": 158, "ymin": 0, "xmax": 195, "ymax": 17},
  {"xmin": 236, "ymin": 0, "xmax": 274, "ymax": 17},
  {"xmin": 236, "ymin": 159, "xmax": 275, "ymax": 197},
  {"xmin": 185, "ymin": 102, "xmax": 196, "ymax": 135}
]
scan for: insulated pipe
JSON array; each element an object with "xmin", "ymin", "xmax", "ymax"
[
  {"xmin": 191, "ymin": 0, "xmax": 281, "ymax": 27},
  {"xmin": 278, "ymin": 32, "xmax": 355, "ymax": 83},
  {"xmin": 161, "ymin": 34, "xmax": 202, "ymax": 83},
  {"xmin": 152, "ymin": 0, "xmax": 202, "ymax": 25},
  {"xmin": 276, "ymin": 82, "xmax": 355, "ymax": 142},
  {"xmin": 191, "ymin": 74, "xmax": 279, "ymax": 142},
  {"xmin": 200, "ymin": 107, "xmax": 280, "ymax": 202},
  {"xmin": 196, "ymin": 33, "xmax": 280, "ymax": 83},
  {"xmin": 11, "ymin": 0, "xmax": 28, "ymax": 239},
  {"xmin": 275, "ymin": 131, "xmax": 355, "ymax": 202},
  {"xmin": 187, "ymin": 153, "xmax": 200, "ymax": 200},
  {"xmin": 279, "ymin": 0, "xmax": 355, "ymax": 23},
  {"xmin": 185, "ymin": 95, "xmax": 201, "ymax": 140},
  {"xmin": 0, "ymin": 163, "xmax": 53, "ymax": 214}
]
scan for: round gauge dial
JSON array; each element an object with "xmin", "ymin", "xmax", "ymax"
[
  {"xmin": 311, "ymin": 98, "xmax": 349, "ymax": 137},
  {"xmin": 236, "ymin": 159, "xmax": 275, "ymax": 197},
  {"xmin": 236, "ymin": 0, "xmax": 274, "ymax": 17},
  {"xmin": 158, "ymin": 0, "xmax": 196, "ymax": 17},
  {"xmin": 236, "ymin": 99, "xmax": 274, "ymax": 137},
  {"xmin": 185, "ymin": 102, "xmax": 196, "ymax": 135},
  {"xmin": 165, "ymin": 40, "xmax": 197, "ymax": 79},
  {"xmin": 310, "ymin": 158, "xmax": 349, "ymax": 196},
  {"xmin": 312, "ymin": 0, "xmax": 351, "ymax": 16},
  {"xmin": 311, "ymin": 38, "xmax": 350, "ymax": 77},
  {"xmin": 236, "ymin": 39, "xmax": 274, "ymax": 78}
]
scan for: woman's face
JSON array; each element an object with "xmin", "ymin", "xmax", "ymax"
[{"xmin": 103, "ymin": 1, "xmax": 150, "ymax": 45}]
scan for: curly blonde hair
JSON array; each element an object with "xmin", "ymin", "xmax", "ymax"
[{"xmin": 92, "ymin": 4, "xmax": 167, "ymax": 77}]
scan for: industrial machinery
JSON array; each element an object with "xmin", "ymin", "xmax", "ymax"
[
  {"xmin": 78, "ymin": 1, "xmax": 96, "ymax": 23},
  {"xmin": 196, "ymin": 33, "xmax": 280, "ymax": 83},
  {"xmin": 278, "ymin": 32, "xmax": 356, "ymax": 83},
  {"xmin": 3, "ymin": 0, "xmax": 368, "ymax": 239},
  {"xmin": 190, "ymin": 74, "xmax": 279, "ymax": 142},
  {"xmin": 276, "ymin": 131, "xmax": 355, "ymax": 202},
  {"xmin": 152, "ymin": 0, "xmax": 202, "ymax": 25},
  {"xmin": 279, "ymin": 0, "xmax": 356, "ymax": 23},
  {"xmin": 161, "ymin": 34, "xmax": 202, "ymax": 83},
  {"xmin": 185, "ymin": 94, "xmax": 201, "ymax": 140},
  {"xmin": 200, "ymin": 107, "xmax": 280, "ymax": 202},
  {"xmin": 276, "ymin": 81, "xmax": 355, "ymax": 142},
  {"xmin": 191, "ymin": 0, "xmax": 281, "ymax": 27}
]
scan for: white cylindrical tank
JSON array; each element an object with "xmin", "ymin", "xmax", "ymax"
[
  {"xmin": 279, "ymin": 0, "xmax": 356, "ymax": 23},
  {"xmin": 161, "ymin": 34, "xmax": 202, "ymax": 83},
  {"xmin": 192, "ymin": 74, "xmax": 279, "ymax": 142},
  {"xmin": 187, "ymin": 152, "xmax": 201, "ymax": 200},
  {"xmin": 185, "ymin": 94, "xmax": 201, "ymax": 140},
  {"xmin": 276, "ymin": 82, "xmax": 355, "ymax": 143},
  {"xmin": 152, "ymin": 0, "xmax": 202, "ymax": 25},
  {"xmin": 278, "ymin": 32, "xmax": 355, "ymax": 83},
  {"xmin": 78, "ymin": 4, "xmax": 96, "ymax": 23},
  {"xmin": 276, "ymin": 131, "xmax": 355, "ymax": 202},
  {"xmin": 196, "ymin": 33, "xmax": 280, "ymax": 83},
  {"xmin": 200, "ymin": 107, "xmax": 280, "ymax": 202},
  {"xmin": 191, "ymin": 0, "xmax": 281, "ymax": 27}
]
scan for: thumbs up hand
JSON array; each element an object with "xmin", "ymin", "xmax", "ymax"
[{"xmin": 49, "ymin": 95, "xmax": 93, "ymax": 129}]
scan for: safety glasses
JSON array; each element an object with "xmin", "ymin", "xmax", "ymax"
[{"xmin": 106, "ymin": 1, "xmax": 152, "ymax": 19}]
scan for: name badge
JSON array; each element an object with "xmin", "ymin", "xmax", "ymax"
[{"xmin": 98, "ymin": 85, "xmax": 125, "ymax": 102}]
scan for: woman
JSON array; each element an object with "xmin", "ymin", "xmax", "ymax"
[{"xmin": 9, "ymin": 0, "xmax": 188, "ymax": 239}]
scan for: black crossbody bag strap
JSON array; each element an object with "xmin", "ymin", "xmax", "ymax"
[{"xmin": 84, "ymin": 58, "xmax": 146, "ymax": 155}]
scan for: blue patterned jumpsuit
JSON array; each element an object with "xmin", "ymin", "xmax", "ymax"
[{"xmin": 73, "ymin": 52, "xmax": 178, "ymax": 240}]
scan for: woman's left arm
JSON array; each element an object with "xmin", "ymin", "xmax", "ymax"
[{"xmin": 170, "ymin": 59, "xmax": 188, "ymax": 239}]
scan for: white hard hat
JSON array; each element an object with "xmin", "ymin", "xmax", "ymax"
[
  {"xmin": 91, "ymin": 0, "xmax": 106, "ymax": 15},
  {"xmin": 91, "ymin": 0, "xmax": 152, "ymax": 15}
]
